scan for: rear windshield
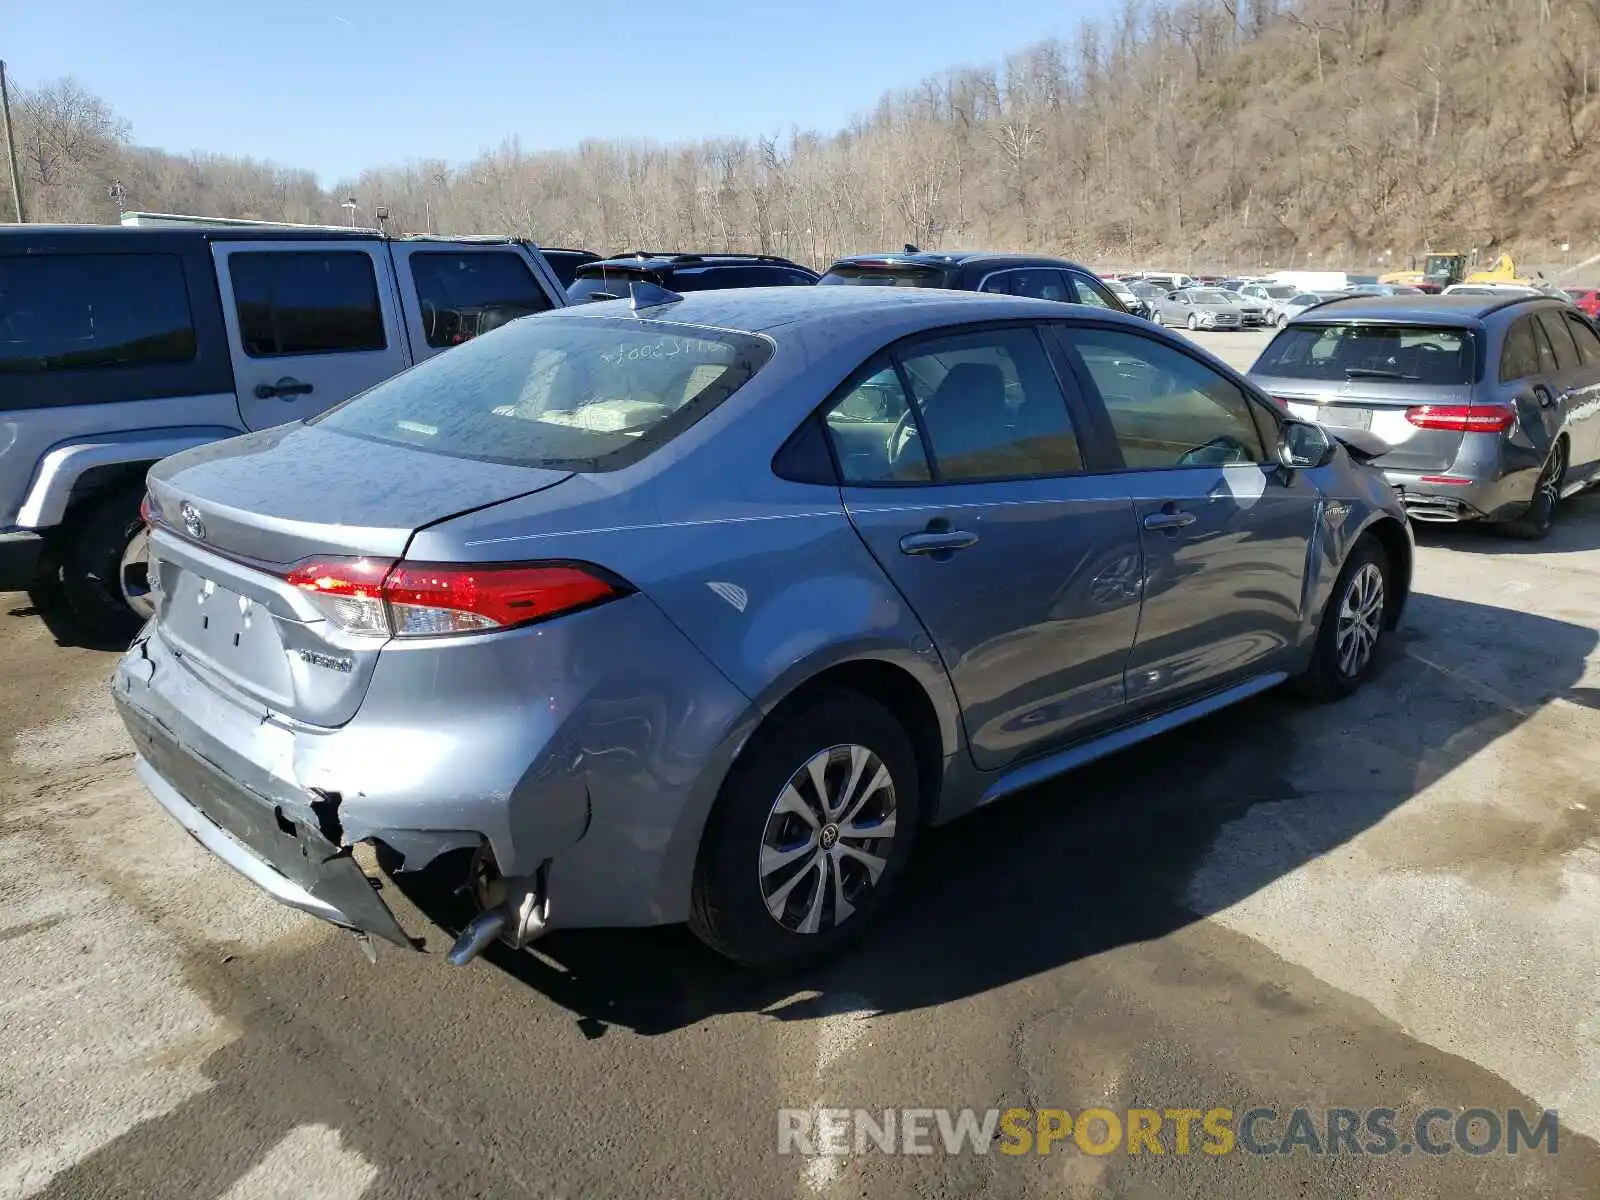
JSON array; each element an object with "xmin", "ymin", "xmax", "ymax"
[
  {"xmin": 818, "ymin": 265, "xmax": 949, "ymax": 288},
  {"xmin": 566, "ymin": 270, "xmax": 648, "ymax": 303},
  {"xmin": 311, "ymin": 315, "xmax": 773, "ymax": 471},
  {"xmin": 1256, "ymin": 324, "xmax": 1478, "ymax": 384}
]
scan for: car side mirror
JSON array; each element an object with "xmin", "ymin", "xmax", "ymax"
[{"xmin": 1278, "ymin": 419, "xmax": 1335, "ymax": 470}]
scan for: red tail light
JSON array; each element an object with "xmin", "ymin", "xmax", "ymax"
[
  {"xmin": 1267, "ymin": 395, "xmax": 1292, "ymax": 410},
  {"xmin": 1404, "ymin": 403, "xmax": 1515, "ymax": 433},
  {"xmin": 139, "ymin": 493, "xmax": 156, "ymax": 525},
  {"xmin": 283, "ymin": 558, "xmax": 627, "ymax": 638}
]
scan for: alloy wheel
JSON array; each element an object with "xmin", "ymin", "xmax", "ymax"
[
  {"xmin": 120, "ymin": 525, "xmax": 155, "ymax": 621},
  {"xmin": 758, "ymin": 744, "xmax": 898, "ymax": 935},
  {"xmin": 1335, "ymin": 562, "xmax": 1385, "ymax": 678},
  {"xmin": 1535, "ymin": 439, "xmax": 1565, "ymax": 528}
]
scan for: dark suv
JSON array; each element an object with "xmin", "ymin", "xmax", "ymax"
[
  {"xmin": 566, "ymin": 252, "xmax": 819, "ymax": 301},
  {"xmin": 1249, "ymin": 293, "xmax": 1600, "ymax": 539},
  {"xmin": 539, "ymin": 248, "xmax": 602, "ymax": 289},
  {"xmin": 819, "ymin": 250, "xmax": 1129, "ymax": 313}
]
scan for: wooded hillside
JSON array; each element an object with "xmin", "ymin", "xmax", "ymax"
[{"xmin": 6, "ymin": 0, "xmax": 1599, "ymax": 270}]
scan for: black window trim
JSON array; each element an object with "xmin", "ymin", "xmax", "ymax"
[
  {"xmin": 229, "ymin": 248, "xmax": 389, "ymax": 360},
  {"xmin": 807, "ymin": 318, "xmax": 1101, "ymax": 489},
  {"xmin": 1052, "ymin": 318, "xmax": 1282, "ymax": 474}
]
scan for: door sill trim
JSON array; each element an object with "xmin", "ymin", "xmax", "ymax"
[{"xmin": 978, "ymin": 672, "xmax": 1289, "ymax": 805}]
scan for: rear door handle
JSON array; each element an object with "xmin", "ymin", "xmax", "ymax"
[
  {"xmin": 255, "ymin": 377, "xmax": 315, "ymax": 400},
  {"xmin": 899, "ymin": 530, "xmax": 979, "ymax": 555},
  {"xmin": 1143, "ymin": 510, "xmax": 1197, "ymax": 531}
]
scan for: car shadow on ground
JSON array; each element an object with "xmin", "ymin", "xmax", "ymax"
[
  {"xmin": 390, "ymin": 590, "xmax": 1598, "ymax": 1039},
  {"xmin": 3, "ymin": 590, "xmax": 134, "ymax": 653}
]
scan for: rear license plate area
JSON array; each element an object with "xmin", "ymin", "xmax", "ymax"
[{"xmin": 1317, "ymin": 405, "xmax": 1373, "ymax": 431}]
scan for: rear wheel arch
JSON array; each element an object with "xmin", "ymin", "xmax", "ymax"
[{"xmin": 749, "ymin": 658, "xmax": 948, "ymax": 827}]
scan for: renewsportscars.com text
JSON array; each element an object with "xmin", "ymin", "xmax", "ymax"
[{"xmin": 777, "ymin": 1106, "xmax": 1560, "ymax": 1158}]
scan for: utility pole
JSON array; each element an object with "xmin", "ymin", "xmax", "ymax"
[{"xmin": 0, "ymin": 61, "xmax": 24, "ymax": 222}]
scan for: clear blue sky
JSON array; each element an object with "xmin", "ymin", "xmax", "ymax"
[{"xmin": 6, "ymin": 0, "xmax": 1102, "ymax": 186}]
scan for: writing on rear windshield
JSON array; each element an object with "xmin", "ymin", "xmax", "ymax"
[{"xmin": 599, "ymin": 336, "xmax": 727, "ymax": 364}]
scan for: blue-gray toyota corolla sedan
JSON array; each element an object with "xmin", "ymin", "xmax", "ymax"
[{"xmin": 114, "ymin": 284, "xmax": 1413, "ymax": 971}]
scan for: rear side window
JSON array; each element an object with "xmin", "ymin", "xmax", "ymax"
[
  {"xmin": 0, "ymin": 253, "xmax": 196, "ymax": 373},
  {"xmin": 1564, "ymin": 313, "xmax": 1600, "ymax": 365},
  {"xmin": 311, "ymin": 315, "xmax": 772, "ymax": 471},
  {"xmin": 230, "ymin": 252, "xmax": 386, "ymax": 357},
  {"xmin": 978, "ymin": 269, "xmax": 1070, "ymax": 301},
  {"xmin": 1259, "ymin": 323, "xmax": 1477, "ymax": 385},
  {"xmin": 1499, "ymin": 317, "xmax": 1541, "ymax": 381},
  {"xmin": 410, "ymin": 251, "xmax": 553, "ymax": 348},
  {"xmin": 896, "ymin": 327, "xmax": 1083, "ymax": 481},
  {"xmin": 1535, "ymin": 310, "xmax": 1578, "ymax": 370}
]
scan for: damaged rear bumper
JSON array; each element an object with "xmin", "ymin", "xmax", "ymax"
[{"xmin": 117, "ymin": 692, "xmax": 413, "ymax": 948}]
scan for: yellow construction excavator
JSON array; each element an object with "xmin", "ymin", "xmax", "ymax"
[{"xmin": 1380, "ymin": 252, "xmax": 1530, "ymax": 292}]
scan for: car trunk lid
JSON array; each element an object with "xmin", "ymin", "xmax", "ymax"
[
  {"xmin": 1258, "ymin": 376, "xmax": 1475, "ymax": 472},
  {"xmin": 144, "ymin": 423, "xmax": 572, "ymax": 726}
]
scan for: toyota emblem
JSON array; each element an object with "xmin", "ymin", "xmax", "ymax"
[{"xmin": 180, "ymin": 502, "xmax": 206, "ymax": 542}]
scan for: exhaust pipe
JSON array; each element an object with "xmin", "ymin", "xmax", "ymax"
[
  {"xmin": 445, "ymin": 846, "xmax": 551, "ymax": 966},
  {"xmin": 447, "ymin": 908, "xmax": 508, "ymax": 966}
]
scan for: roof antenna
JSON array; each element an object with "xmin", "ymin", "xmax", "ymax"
[
  {"xmin": 629, "ymin": 279, "xmax": 684, "ymax": 313},
  {"xmin": 903, "ymin": 243, "xmax": 920, "ymax": 253}
]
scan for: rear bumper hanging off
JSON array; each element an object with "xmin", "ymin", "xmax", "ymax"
[{"xmin": 117, "ymin": 695, "xmax": 413, "ymax": 948}]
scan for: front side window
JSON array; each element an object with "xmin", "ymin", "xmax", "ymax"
[
  {"xmin": 230, "ymin": 251, "xmax": 386, "ymax": 357},
  {"xmin": 312, "ymin": 315, "xmax": 772, "ymax": 470},
  {"xmin": 1259, "ymin": 323, "xmax": 1477, "ymax": 385},
  {"xmin": 1068, "ymin": 328, "xmax": 1267, "ymax": 469},
  {"xmin": 1499, "ymin": 317, "xmax": 1541, "ymax": 382},
  {"xmin": 1067, "ymin": 273, "xmax": 1122, "ymax": 310},
  {"xmin": 896, "ymin": 326, "xmax": 1083, "ymax": 481},
  {"xmin": 1564, "ymin": 313, "xmax": 1600, "ymax": 366},
  {"xmin": 0, "ymin": 252, "xmax": 196, "ymax": 373},
  {"xmin": 410, "ymin": 251, "xmax": 553, "ymax": 348}
]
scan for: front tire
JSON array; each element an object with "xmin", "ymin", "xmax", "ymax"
[
  {"xmin": 1187, "ymin": 314, "xmax": 1200, "ymax": 330},
  {"xmin": 1291, "ymin": 536, "xmax": 1391, "ymax": 702},
  {"xmin": 58, "ymin": 486, "xmax": 151, "ymax": 644},
  {"xmin": 689, "ymin": 691, "xmax": 920, "ymax": 971},
  {"xmin": 1498, "ymin": 438, "xmax": 1565, "ymax": 541}
]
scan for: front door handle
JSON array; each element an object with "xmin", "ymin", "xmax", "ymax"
[
  {"xmin": 255, "ymin": 376, "xmax": 315, "ymax": 400},
  {"xmin": 899, "ymin": 529, "xmax": 979, "ymax": 555},
  {"xmin": 1143, "ymin": 509, "xmax": 1197, "ymax": 531}
]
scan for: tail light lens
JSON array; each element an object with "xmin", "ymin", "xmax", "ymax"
[
  {"xmin": 139, "ymin": 493, "xmax": 156, "ymax": 525},
  {"xmin": 1266, "ymin": 395, "xmax": 1292, "ymax": 410},
  {"xmin": 283, "ymin": 558, "xmax": 628, "ymax": 638},
  {"xmin": 1405, "ymin": 403, "xmax": 1515, "ymax": 433}
]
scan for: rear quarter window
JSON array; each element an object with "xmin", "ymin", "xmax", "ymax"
[
  {"xmin": 0, "ymin": 252, "xmax": 197, "ymax": 372},
  {"xmin": 410, "ymin": 251, "xmax": 553, "ymax": 348}
]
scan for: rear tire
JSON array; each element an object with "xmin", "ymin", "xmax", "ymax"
[
  {"xmin": 1497, "ymin": 438, "xmax": 1565, "ymax": 541},
  {"xmin": 59, "ymin": 486, "xmax": 150, "ymax": 644},
  {"xmin": 689, "ymin": 691, "xmax": 921, "ymax": 972},
  {"xmin": 1290, "ymin": 536, "xmax": 1391, "ymax": 702}
]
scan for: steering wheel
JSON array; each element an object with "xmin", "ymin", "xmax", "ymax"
[
  {"xmin": 888, "ymin": 410, "xmax": 919, "ymax": 467},
  {"xmin": 1413, "ymin": 342, "xmax": 1446, "ymax": 355},
  {"xmin": 1176, "ymin": 435, "xmax": 1253, "ymax": 467}
]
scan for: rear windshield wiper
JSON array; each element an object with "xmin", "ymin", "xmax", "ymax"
[{"xmin": 1343, "ymin": 367, "xmax": 1412, "ymax": 379}]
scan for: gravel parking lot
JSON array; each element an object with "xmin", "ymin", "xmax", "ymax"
[{"xmin": 4, "ymin": 328, "xmax": 1600, "ymax": 1197}]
